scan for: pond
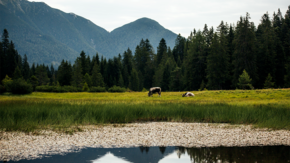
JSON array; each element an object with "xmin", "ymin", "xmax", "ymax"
[{"xmin": 4, "ymin": 146, "xmax": 290, "ymax": 163}]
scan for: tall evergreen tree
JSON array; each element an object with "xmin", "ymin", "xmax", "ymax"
[
  {"xmin": 13, "ymin": 66, "xmax": 22, "ymax": 79},
  {"xmin": 35, "ymin": 65, "xmax": 49, "ymax": 85},
  {"xmin": 91, "ymin": 61, "xmax": 104, "ymax": 87},
  {"xmin": 184, "ymin": 30, "xmax": 207, "ymax": 90},
  {"xmin": 156, "ymin": 38, "xmax": 167, "ymax": 65},
  {"xmin": 0, "ymin": 41, "xmax": 5, "ymax": 81},
  {"xmin": 22, "ymin": 54, "xmax": 30, "ymax": 80},
  {"xmin": 206, "ymin": 33, "xmax": 229, "ymax": 90},
  {"xmin": 233, "ymin": 13, "xmax": 258, "ymax": 87},
  {"xmin": 129, "ymin": 68, "xmax": 139, "ymax": 91},
  {"xmin": 57, "ymin": 60, "xmax": 72, "ymax": 86},
  {"xmin": 72, "ymin": 58, "xmax": 83, "ymax": 88},
  {"xmin": 256, "ymin": 12, "xmax": 277, "ymax": 88},
  {"xmin": 172, "ymin": 34, "xmax": 185, "ymax": 65}
]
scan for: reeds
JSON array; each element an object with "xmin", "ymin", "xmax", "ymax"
[{"xmin": 1, "ymin": 98, "xmax": 290, "ymax": 131}]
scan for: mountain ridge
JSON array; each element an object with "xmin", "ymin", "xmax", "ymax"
[{"xmin": 0, "ymin": 0, "xmax": 178, "ymax": 66}]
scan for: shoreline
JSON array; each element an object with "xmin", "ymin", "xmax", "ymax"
[{"xmin": 1, "ymin": 122, "xmax": 290, "ymax": 161}]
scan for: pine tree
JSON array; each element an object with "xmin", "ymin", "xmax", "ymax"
[
  {"xmin": 273, "ymin": 9, "xmax": 286, "ymax": 88},
  {"xmin": 0, "ymin": 41, "xmax": 5, "ymax": 81},
  {"xmin": 256, "ymin": 12, "xmax": 277, "ymax": 88},
  {"xmin": 84, "ymin": 73, "xmax": 92, "ymax": 87},
  {"xmin": 22, "ymin": 54, "xmax": 30, "ymax": 80},
  {"xmin": 13, "ymin": 66, "xmax": 22, "ymax": 79},
  {"xmin": 118, "ymin": 74, "xmax": 124, "ymax": 87},
  {"xmin": 2, "ymin": 29, "xmax": 9, "ymax": 55},
  {"xmin": 206, "ymin": 33, "xmax": 229, "ymax": 90},
  {"xmin": 184, "ymin": 30, "xmax": 207, "ymax": 90},
  {"xmin": 161, "ymin": 61, "xmax": 171, "ymax": 91},
  {"xmin": 82, "ymin": 82, "xmax": 90, "ymax": 92},
  {"xmin": 91, "ymin": 62, "xmax": 104, "ymax": 87},
  {"xmin": 35, "ymin": 65, "xmax": 49, "ymax": 85},
  {"xmin": 170, "ymin": 67, "xmax": 182, "ymax": 91},
  {"xmin": 157, "ymin": 38, "xmax": 167, "ymax": 65},
  {"xmin": 129, "ymin": 69, "xmax": 139, "ymax": 91},
  {"xmin": 57, "ymin": 60, "xmax": 72, "ymax": 86},
  {"xmin": 172, "ymin": 34, "xmax": 185, "ymax": 64},
  {"xmin": 237, "ymin": 70, "xmax": 254, "ymax": 90},
  {"xmin": 264, "ymin": 73, "xmax": 274, "ymax": 89},
  {"xmin": 233, "ymin": 13, "xmax": 257, "ymax": 87},
  {"xmin": 72, "ymin": 58, "xmax": 83, "ymax": 88},
  {"xmin": 225, "ymin": 24, "xmax": 235, "ymax": 88}
]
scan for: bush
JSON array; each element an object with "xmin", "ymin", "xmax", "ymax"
[
  {"xmin": 90, "ymin": 86, "xmax": 106, "ymax": 92},
  {"xmin": 142, "ymin": 88, "xmax": 148, "ymax": 92},
  {"xmin": 2, "ymin": 75, "xmax": 13, "ymax": 91},
  {"xmin": 36, "ymin": 85, "xmax": 82, "ymax": 92},
  {"xmin": 108, "ymin": 85, "xmax": 126, "ymax": 92},
  {"xmin": 0, "ymin": 85, "xmax": 6, "ymax": 94},
  {"xmin": 10, "ymin": 79, "xmax": 33, "ymax": 94},
  {"xmin": 82, "ymin": 82, "xmax": 90, "ymax": 92}
]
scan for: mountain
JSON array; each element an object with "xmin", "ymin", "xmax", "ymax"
[{"xmin": 0, "ymin": 0, "xmax": 178, "ymax": 66}]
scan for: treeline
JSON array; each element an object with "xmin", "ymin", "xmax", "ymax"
[{"xmin": 1, "ymin": 6, "xmax": 290, "ymax": 93}]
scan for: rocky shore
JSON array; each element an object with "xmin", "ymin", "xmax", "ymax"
[{"xmin": 1, "ymin": 122, "xmax": 290, "ymax": 161}]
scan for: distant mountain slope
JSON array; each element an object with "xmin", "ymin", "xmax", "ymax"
[
  {"xmin": 0, "ymin": 0, "xmax": 178, "ymax": 66},
  {"xmin": 110, "ymin": 17, "xmax": 177, "ymax": 54}
]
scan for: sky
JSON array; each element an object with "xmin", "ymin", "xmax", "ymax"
[{"xmin": 27, "ymin": 0, "xmax": 289, "ymax": 38}]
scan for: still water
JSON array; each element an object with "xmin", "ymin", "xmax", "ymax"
[{"xmin": 5, "ymin": 146, "xmax": 290, "ymax": 163}]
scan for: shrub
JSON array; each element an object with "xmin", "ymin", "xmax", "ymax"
[
  {"xmin": 90, "ymin": 86, "xmax": 106, "ymax": 92},
  {"xmin": 142, "ymin": 88, "xmax": 148, "ymax": 92},
  {"xmin": 108, "ymin": 85, "xmax": 126, "ymax": 92},
  {"xmin": 36, "ymin": 85, "xmax": 82, "ymax": 92},
  {"xmin": 10, "ymin": 79, "xmax": 33, "ymax": 94},
  {"xmin": 2, "ymin": 75, "xmax": 13, "ymax": 91},
  {"xmin": 238, "ymin": 70, "xmax": 254, "ymax": 90},
  {"xmin": 82, "ymin": 82, "xmax": 90, "ymax": 92},
  {"xmin": 0, "ymin": 85, "xmax": 6, "ymax": 94}
]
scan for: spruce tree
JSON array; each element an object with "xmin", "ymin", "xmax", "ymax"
[
  {"xmin": 256, "ymin": 12, "xmax": 277, "ymax": 88},
  {"xmin": 237, "ymin": 70, "xmax": 254, "ymax": 90},
  {"xmin": 35, "ymin": 65, "xmax": 49, "ymax": 86},
  {"xmin": 264, "ymin": 73, "xmax": 274, "ymax": 89},
  {"xmin": 156, "ymin": 38, "xmax": 167, "ymax": 65},
  {"xmin": 57, "ymin": 60, "xmax": 72, "ymax": 86},
  {"xmin": 0, "ymin": 41, "xmax": 5, "ymax": 81},
  {"xmin": 72, "ymin": 58, "xmax": 83, "ymax": 88},
  {"xmin": 233, "ymin": 13, "xmax": 257, "ymax": 87},
  {"xmin": 172, "ymin": 34, "xmax": 185, "ymax": 64},
  {"xmin": 13, "ymin": 66, "xmax": 22, "ymax": 79},
  {"xmin": 84, "ymin": 73, "xmax": 92, "ymax": 87},
  {"xmin": 184, "ymin": 30, "xmax": 207, "ymax": 90},
  {"xmin": 22, "ymin": 54, "xmax": 30, "ymax": 80},
  {"xmin": 129, "ymin": 69, "xmax": 139, "ymax": 91},
  {"xmin": 170, "ymin": 67, "xmax": 182, "ymax": 91},
  {"xmin": 91, "ymin": 61, "xmax": 102, "ymax": 87},
  {"xmin": 206, "ymin": 33, "xmax": 229, "ymax": 90}
]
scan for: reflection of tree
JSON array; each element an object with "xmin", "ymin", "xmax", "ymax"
[
  {"xmin": 159, "ymin": 146, "xmax": 166, "ymax": 154},
  {"xmin": 176, "ymin": 146, "xmax": 290, "ymax": 163},
  {"xmin": 139, "ymin": 146, "xmax": 150, "ymax": 153}
]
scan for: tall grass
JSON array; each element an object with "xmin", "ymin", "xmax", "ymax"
[{"xmin": 1, "ymin": 99, "xmax": 290, "ymax": 131}]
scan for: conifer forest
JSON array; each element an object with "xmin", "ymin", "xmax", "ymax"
[{"xmin": 1, "ymin": 6, "xmax": 290, "ymax": 93}]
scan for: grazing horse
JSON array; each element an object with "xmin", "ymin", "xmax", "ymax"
[
  {"xmin": 182, "ymin": 92, "xmax": 195, "ymax": 97},
  {"xmin": 148, "ymin": 87, "xmax": 161, "ymax": 97}
]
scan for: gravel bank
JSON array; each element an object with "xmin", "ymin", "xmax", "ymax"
[{"xmin": 1, "ymin": 122, "xmax": 290, "ymax": 161}]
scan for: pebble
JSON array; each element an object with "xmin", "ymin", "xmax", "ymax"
[{"xmin": 1, "ymin": 122, "xmax": 290, "ymax": 161}]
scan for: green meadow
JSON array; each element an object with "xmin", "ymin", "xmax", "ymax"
[{"xmin": 1, "ymin": 89, "xmax": 290, "ymax": 132}]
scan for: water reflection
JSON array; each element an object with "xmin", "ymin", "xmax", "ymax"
[
  {"xmin": 91, "ymin": 152, "xmax": 131, "ymax": 163},
  {"xmin": 5, "ymin": 146, "xmax": 290, "ymax": 163}
]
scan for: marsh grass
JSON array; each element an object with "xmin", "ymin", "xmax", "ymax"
[
  {"xmin": 0, "ymin": 89, "xmax": 290, "ymax": 131},
  {"xmin": 0, "ymin": 100, "xmax": 290, "ymax": 132}
]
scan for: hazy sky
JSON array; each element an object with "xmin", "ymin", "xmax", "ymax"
[{"xmin": 28, "ymin": 0, "xmax": 289, "ymax": 37}]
